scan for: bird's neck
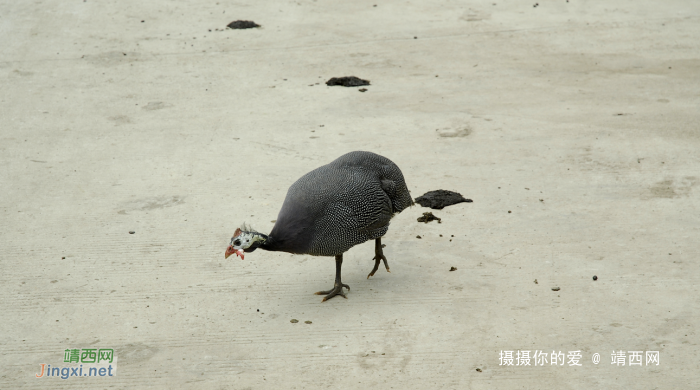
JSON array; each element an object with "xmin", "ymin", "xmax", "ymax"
[
  {"xmin": 259, "ymin": 232, "xmax": 285, "ymax": 252},
  {"xmin": 256, "ymin": 232, "xmax": 273, "ymax": 250}
]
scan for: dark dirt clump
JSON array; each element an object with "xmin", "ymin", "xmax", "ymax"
[
  {"xmin": 417, "ymin": 212, "xmax": 441, "ymax": 223},
  {"xmin": 326, "ymin": 76, "xmax": 370, "ymax": 87},
  {"xmin": 415, "ymin": 190, "xmax": 472, "ymax": 209},
  {"xmin": 227, "ymin": 20, "xmax": 260, "ymax": 29},
  {"xmin": 450, "ymin": 267, "xmax": 457, "ymax": 272}
]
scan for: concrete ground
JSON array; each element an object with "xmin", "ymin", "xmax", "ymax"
[{"xmin": 2, "ymin": 0, "xmax": 699, "ymax": 388}]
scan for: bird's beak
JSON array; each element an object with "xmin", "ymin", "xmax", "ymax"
[{"xmin": 225, "ymin": 246, "xmax": 245, "ymax": 260}]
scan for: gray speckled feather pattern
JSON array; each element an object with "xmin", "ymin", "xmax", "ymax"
[{"xmin": 264, "ymin": 151, "xmax": 412, "ymax": 256}]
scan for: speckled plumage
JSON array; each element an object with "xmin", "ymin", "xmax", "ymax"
[{"xmin": 262, "ymin": 151, "xmax": 412, "ymax": 256}]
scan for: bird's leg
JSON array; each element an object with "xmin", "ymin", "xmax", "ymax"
[
  {"xmin": 367, "ymin": 237, "xmax": 390, "ymax": 279},
  {"xmin": 315, "ymin": 254, "xmax": 350, "ymax": 301}
]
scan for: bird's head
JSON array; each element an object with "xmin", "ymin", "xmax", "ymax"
[{"xmin": 225, "ymin": 226, "xmax": 267, "ymax": 260}]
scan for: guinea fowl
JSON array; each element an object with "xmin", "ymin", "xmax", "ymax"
[{"xmin": 225, "ymin": 151, "xmax": 413, "ymax": 301}]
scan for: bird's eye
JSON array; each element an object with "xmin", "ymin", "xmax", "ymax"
[{"xmin": 234, "ymin": 239, "xmax": 241, "ymax": 246}]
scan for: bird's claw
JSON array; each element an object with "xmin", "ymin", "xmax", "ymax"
[
  {"xmin": 367, "ymin": 254, "xmax": 390, "ymax": 279},
  {"xmin": 315, "ymin": 284, "xmax": 350, "ymax": 301}
]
